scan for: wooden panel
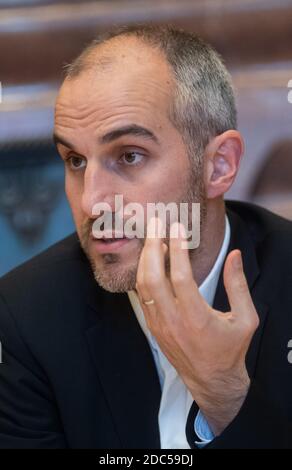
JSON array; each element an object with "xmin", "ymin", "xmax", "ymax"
[
  {"xmin": 1, "ymin": 0, "xmax": 292, "ymax": 84},
  {"xmin": 1, "ymin": 0, "xmax": 291, "ymax": 204}
]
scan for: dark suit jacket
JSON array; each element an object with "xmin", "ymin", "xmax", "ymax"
[{"xmin": 0, "ymin": 201, "xmax": 292, "ymax": 449}]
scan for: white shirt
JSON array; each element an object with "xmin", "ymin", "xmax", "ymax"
[{"xmin": 128, "ymin": 215, "xmax": 231, "ymax": 449}]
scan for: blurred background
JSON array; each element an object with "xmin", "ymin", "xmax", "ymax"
[{"xmin": 0, "ymin": 0, "xmax": 292, "ymax": 276}]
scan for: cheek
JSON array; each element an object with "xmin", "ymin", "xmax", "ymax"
[
  {"xmin": 149, "ymin": 165, "xmax": 189, "ymax": 202},
  {"xmin": 65, "ymin": 175, "xmax": 83, "ymax": 221}
]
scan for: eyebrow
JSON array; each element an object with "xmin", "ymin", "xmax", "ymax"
[
  {"xmin": 53, "ymin": 133, "xmax": 77, "ymax": 151},
  {"xmin": 53, "ymin": 124, "xmax": 159, "ymax": 153},
  {"xmin": 99, "ymin": 124, "xmax": 159, "ymax": 145}
]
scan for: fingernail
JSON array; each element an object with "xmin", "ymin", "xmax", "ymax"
[
  {"xmin": 147, "ymin": 217, "xmax": 163, "ymax": 239},
  {"xmin": 233, "ymin": 251, "xmax": 242, "ymax": 270},
  {"xmin": 179, "ymin": 223, "xmax": 186, "ymax": 239},
  {"xmin": 170, "ymin": 222, "xmax": 179, "ymax": 239},
  {"xmin": 157, "ymin": 217, "xmax": 163, "ymax": 239},
  {"xmin": 147, "ymin": 217, "xmax": 156, "ymax": 238}
]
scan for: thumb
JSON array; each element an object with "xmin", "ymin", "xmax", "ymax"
[{"xmin": 223, "ymin": 250, "xmax": 257, "ymax": 323}]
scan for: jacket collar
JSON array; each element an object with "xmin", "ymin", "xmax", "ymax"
[{"xmin": 85, "ymin": 286, "xmax": 161, "ymax": 448}]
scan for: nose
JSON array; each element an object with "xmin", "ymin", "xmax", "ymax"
[{"xmin": 81, "ymin": 161, "xmax": 118, "ymax": 218}]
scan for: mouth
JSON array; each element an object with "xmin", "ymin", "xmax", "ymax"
[{"xmin": 90, "ymin": 235, "xmax": 135, "ymax": 253}]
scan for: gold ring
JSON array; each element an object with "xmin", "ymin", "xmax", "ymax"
[{"xmin": 143, "ymin": 298, "xmax": 155, "ymax": 306}]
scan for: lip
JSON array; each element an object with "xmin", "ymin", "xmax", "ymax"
[{"xmin": 90, "ymin": 236, "xmax": 134, "ymax": 254}]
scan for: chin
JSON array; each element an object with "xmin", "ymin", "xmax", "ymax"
[
  {"xmin": 91, "ymin": 256, "xmax": 138, "ymax": 293},
  {"xmin": 93, "ymin": 266, "xmax": 138, "ymax": 293},
  {"xmin": 81, "ymin": 235, "xmax": 143, "ymax": 292}
]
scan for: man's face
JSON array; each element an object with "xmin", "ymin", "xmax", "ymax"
[{"xmin": 54, "ymin": 39, "xmax": 205, "ymax": 292}]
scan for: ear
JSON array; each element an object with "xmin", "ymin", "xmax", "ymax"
[{"xmin": 205, "ymin": 130, "xmax": 244, "ymax": 199}]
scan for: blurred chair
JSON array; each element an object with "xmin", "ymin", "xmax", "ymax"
[{"xmin": 249, "ymin": 140, "xmax": 292, "ymax": 220}]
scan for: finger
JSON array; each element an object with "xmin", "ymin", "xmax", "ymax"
[
  {"xmin": 136, "ymin": 247, "xmax": 155, "ymax": 312},
  {"xmin": 138, "ymin": 217, "xmax": 175, "ymax": 320},
  {"xmin": 223, "ymin": 250, "xmax": 259, "ymax": 328},
  {"xmin": 136, "ymin": 223, "xmax": 169, "ymax": 308},
  {"xmin": 169, "ymin": 222, "xmax": 209, "ymax": 326},
  {"xmin": 144, "ymin": 217, "xmax": 174, "ymax": 312},
  {"xmin": 136, "ymin": 245, "xmax": 158, "ymax": 327}
]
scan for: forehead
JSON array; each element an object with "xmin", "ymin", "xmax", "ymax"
[{"xmin": 55, "ymin": 38, "xmax": 174, "ymax": 120}]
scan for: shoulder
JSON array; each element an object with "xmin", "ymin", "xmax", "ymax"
[
  {"xmin": 0, "ymin": 233, "xmax": 100, "ymax": 342},
  {"xmin": 226, "ymin": 200, "xmax": 292, "ymax": 279},
  {"xmin": 226, "ymin": 200, "xmax": 292, "ymax": 243},
  {"xmin": 0, "ymin": 233, "xmax": 89, "ymax": 298}
]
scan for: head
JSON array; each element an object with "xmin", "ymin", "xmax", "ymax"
[{"xmin": 54, "ymin": 25, "xmax": 243, "ymax": 292}]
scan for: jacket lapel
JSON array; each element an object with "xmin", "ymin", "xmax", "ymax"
[
  {"xmin": 85, "ymin": 287, "xmax": 161, "ymax": 448},
  {"xmin": 213, "ymin": 206, "xmax": 269, "ymax": 378}
]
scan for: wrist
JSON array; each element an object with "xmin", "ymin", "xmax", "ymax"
[{"xmin": 190, "ymin": 369, "xmax": 250, "ymax": 436}]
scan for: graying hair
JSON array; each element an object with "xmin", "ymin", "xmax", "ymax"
[{"xmin": 65, "ymin": 25, "xmax": 237, "ymax": 166}]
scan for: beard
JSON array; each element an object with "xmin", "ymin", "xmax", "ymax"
[
  {"xmin": 79, "ymin": 220, "xmax": 145, "ymax": 293},
  {"xmin": 78, "ymin": 166, "xmax": 207, "ymax": 293}
]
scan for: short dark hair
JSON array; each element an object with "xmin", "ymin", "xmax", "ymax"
[{"xmin": 65, "ymin": 25, "xmax": 237, "ymax": 165}]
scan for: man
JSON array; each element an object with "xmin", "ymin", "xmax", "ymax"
[{"xmin": 0, "ymin": 25, "xmax": 292, "ymax": 449}]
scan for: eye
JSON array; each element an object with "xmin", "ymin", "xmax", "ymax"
[
  {"xmin": 119, "ymin": 151, "xmax": 144, "ymax": 166},
  {"xmin": 66, "ymin": 155, "xmax": 87, "ymax": 171}
]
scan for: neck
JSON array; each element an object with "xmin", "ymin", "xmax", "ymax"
[{"xmin": 190, "ymin": 198, "xmax": 226, "ymax": 287}]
